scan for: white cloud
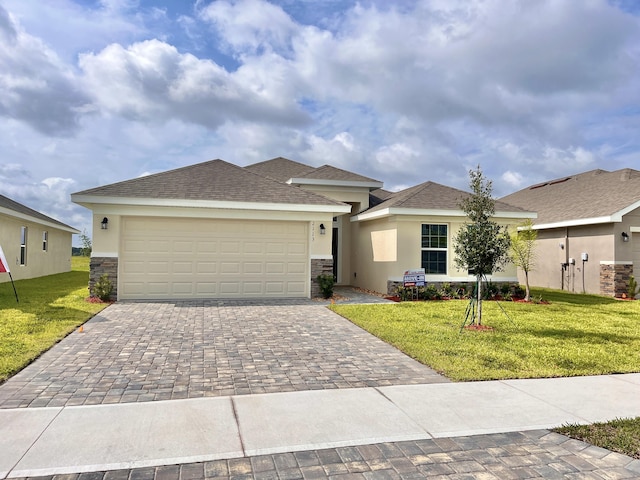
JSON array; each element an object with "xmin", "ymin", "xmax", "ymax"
[
  {"xmin": 198, "ymin": 0, "xmax": 297, "ymax": 54},
  {"xmin": 79, "ymin": 39, "xmax": 308, "ymax": 129},
  {"xmin": 501, "ymin": 171, "xmax": 524, "ymax": 189},
  {"xmin": 0, "ymin": 5, "xmax": 90, "ymax": 135}
]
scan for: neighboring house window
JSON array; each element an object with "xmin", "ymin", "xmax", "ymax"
[
  {"xmin": 43, "ymin": 231, "xmax": 48, "ymax": 251},
  {"xmin": 20, "ymin": 226, "xmax": 27, "ymax": 266},
  {"xmin": 421, "ymin": 224, "xmax": 447, "ymax": 274}
]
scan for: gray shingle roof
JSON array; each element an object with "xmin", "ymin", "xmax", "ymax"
[
  {"xmin": 362, "ymin": 181, "xmax": 530, "ymax": 215},
  {"xmin": 245, "ymin": 157, "xmax": 315, "ymax": 182},
  {"xmin": 297, "ymin": 164, "xmax": 382, "ymax": 183},
  {"xmin": 72, "ymin": 159, "xmax": 346, "ymax": 207},
  {"xmin": 500, "ymin": 168, "xmax": 640, "ymax": 225},
  {"xmin": 0, "ymin": 194, "xmax": 77, "ymax": 230}
]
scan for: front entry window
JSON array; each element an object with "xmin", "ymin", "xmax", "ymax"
[{"xmin": 421, "ymin": 224, "xmax": 447, "ymax": 274}]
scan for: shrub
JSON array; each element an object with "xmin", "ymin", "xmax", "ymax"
[
  {"xmin": 628, "ymin": 275, "xmax": 639, "ymax": 299},
  {"xmin": 423, "ymin": 284, "xmax": 441, "ymax": 300},
  {"xmin": 439, "ymin": 283, "xmax": 456, "ymax": 299},
  {"xmin": 93, "ymin": 274, "xmax": 113, "ymax": 302},
  {"xmin": 316, "ymin": 274, "xmax": 335, "ymax": 299}
]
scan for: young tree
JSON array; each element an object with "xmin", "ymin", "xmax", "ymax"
[
  {"xmin": 510, "ymin": 219, "xmax": 537, "ymax": 301},
  {"xmin": 454, "ymin": 166, "xmax": 511, "ymax": 325},
  {"xmin": 79, "ymin": 229, "xmax": 92, "ymax": 257}
]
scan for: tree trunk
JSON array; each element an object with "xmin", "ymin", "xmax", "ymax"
[
  {"xmin": 476, "ymin": 276, "xmax": 483, "ymax": 325},
  {"xmin": 524, "ymin": 271, "xmax": 530, "ymax": 302}
]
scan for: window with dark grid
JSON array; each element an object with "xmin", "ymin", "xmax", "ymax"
[{"xmin": 421, "ymin": 224, "xmax": 447, "ymax": 274}]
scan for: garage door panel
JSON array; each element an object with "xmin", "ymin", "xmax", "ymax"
[
  {"xmin": 122, "ymin": 260, "xmax": 145, "ymax": 274},
  {"xmin": 148, "ymin": 282, "xmax": 170, "ymax": 295},
  {"xmin": 171, "ymin": 282, "xmax": 194, "ymax": 295},
  {"xmin": 196, "ymin": 262, "xmax": 217, "ymax": 274},
  {"xmin": 120, "ymin": 218, "xmax": 309, "ymax": 299},
  {"xmin": 243, "ymin": 262, "xmax": 263, "ymax": 274},
  {"xmin": 265, "ymin": 282, "xmax": 285, "ymax": 294},
  {"xmin": 220, "ymin": 282, "xmax": 240, "ymax": 294},
  {"xmin": 173, "ymin": 241, "xmax": 194, "ymax": 253},
  {"xmin": 196, "ymin": 283, "xmax": 217, "ymax": 295},
  {"xmin": 172, "ymin": 262, "xmax": 193, "ymax": 274},
  {"xmin": 197, "ymin": 241, "xmax": 218, "ymax": 253},
  {"xmin": 221, "ymin": 262, "xmax": 241, "ymax": 274},
  {"xmin": 288, "ymin": 242, "xmax": 306, "ymax": 255},
  {"xmin": 266, "ymin": 243, "xmax": 286, "ymax": 255},
  {"xmin": 287, "ymin": 262, "xmax": 306, "ymax": 274},
  {"xmin": 286, "ymin": 282, "xmax": 306, "ymax": 294}
]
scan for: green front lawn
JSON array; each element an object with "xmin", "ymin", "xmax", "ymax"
[
  {"xmin": 0, "ymin": 257, "xmax": 107, "ymax": 382},
  {"xmin": 330, "ymin": 288, "xmax": 640, "ymax": 381}
]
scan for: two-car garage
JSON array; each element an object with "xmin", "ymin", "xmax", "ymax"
[{"xmin": 118, "ymin": 217, "xmax": 309, "ymax": 300}]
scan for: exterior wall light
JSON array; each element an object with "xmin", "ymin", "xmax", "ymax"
[
  {"xmin": 622, "ymin": 231, "xmax": 629, "ymax": 242},
  {"xmin": 101, "ymin": 217, "xmax": 109, "ymax": 230},
  {"xmin": 319, "ymin": 223, "xmax": 326, "ymax": 235}
]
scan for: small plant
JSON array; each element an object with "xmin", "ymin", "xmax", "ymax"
[
  {"xmin": 628, "ymin": 275, "xmax": 639, "ymax": 299},
  {"xmin": 420, "ymin": 284, "xmax": 438, "ymax": 300},
  {"xmin": 439, "ymin": 283, "xmax": 455, "ymax": 299},
  {"xmin": 512, "ymin": 285, "xmax": 526, "ymax": 299},
  {"xmin": 316, "ymin": 274, "xmax": 335, "ymax": 299},
  {"xmin": 93, "ymin": 274, "xmax": 113, "ymax": 302}
]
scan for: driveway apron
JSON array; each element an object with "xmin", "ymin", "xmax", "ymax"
[{"xmin": 0, "ymin": 299, "xmax": 447, "ymax": 409}]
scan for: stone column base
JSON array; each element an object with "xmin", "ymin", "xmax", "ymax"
[
  {"xmin": 89, "ymin": 256, "xmax": 118, "ymax": 300},
  {"xmin": 311, "ymin": 258, "xmax": 333, "ymax": 298},
  {"xmin": 600, "ymin": 263, "xmax": 633, "ymax": 297}
]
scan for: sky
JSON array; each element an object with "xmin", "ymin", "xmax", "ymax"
[{"xmin": 1, "ymin": 0, "xmax": 640, "ymax": 245}]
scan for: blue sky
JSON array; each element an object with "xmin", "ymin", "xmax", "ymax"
[{"xmin": 1, "ymin": 0, "xmax": 640, "ymax": 244}]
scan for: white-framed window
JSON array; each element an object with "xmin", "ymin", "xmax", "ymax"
[
  {"xmin": 43, "ymin": 231, "xmax": 48, "ymax": 251},
  {"xmin": 20, "ymin": 226, "xmax": 27, "ymax": 266},
  {"xmin": 421, "ymin": 224, "xmax": 447, "ymax": 274}
]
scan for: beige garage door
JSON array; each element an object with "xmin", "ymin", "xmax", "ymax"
[{"xmin": 119, "ymin": 217, "xmax": 309, "ymax": 299}]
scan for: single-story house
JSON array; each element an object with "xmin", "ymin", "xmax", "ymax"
[
  {"xmin": 500, "ymin": 168, "xmax": 640, "ymax": 297},
  {"xmin": 71, "ymin": 157, "xmax": 534, "ymax": 300},
  {"xmin": 0, "ymin": 194, "xmax": 78, "ymax": 282}
]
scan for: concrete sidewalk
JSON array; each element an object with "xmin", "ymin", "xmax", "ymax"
[{"xmin": 2, "ymin": 374, "xmax": 640, "ymax": 478}]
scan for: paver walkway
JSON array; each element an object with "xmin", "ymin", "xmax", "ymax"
[
  {"xmin": 12, "ymin": 431, "xmax": 640, "ymax": 480},
  {"xmin": 0, "ymin": 297, "xmax": 445, "ymax": 409}
]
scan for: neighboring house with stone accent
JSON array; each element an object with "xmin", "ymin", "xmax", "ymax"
[
  {"xmin": 500, "ymin": 168, "xmax": 640, "ymax": 297},
  {"xmin": 0, "ymin": 194, "xmax": 78, "ymax": 282},
  {"xmin": 71, "ymin": 157, "xmax": 533, "ymax": 301}
]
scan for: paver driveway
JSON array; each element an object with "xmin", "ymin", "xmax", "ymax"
[{"xmin": 0, "ymin": 299, "xmax": 447, "ymax": 408}]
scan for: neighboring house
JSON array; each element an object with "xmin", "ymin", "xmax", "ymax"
[
  {"xmin": 0, "ymin": 194, "xmax": 78, "ymax": 282},
  {"xmin": 71, "ymin": 157, "xmax": 533, "ymax": 300},
  {"xmin": 500, "ymin": 168, "xmax": 640, "ymax": 297}
]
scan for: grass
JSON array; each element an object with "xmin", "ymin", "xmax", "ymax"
[
  {"xmin": 555, "ymin": 419, "xmax": 640, "ymax": 459},
  {"xmin": 330, "ymin": 288, "xmax": 640, "ymax": 381},
  {"xmin": 331, "ymin": 288, "xmax": 640, "ymax": 458},
  {"xmin": 0, "ymin": 256, "xmax": 108, "ymax": 382}
]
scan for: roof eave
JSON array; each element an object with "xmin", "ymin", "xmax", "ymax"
[
  {"xmin": 352, "ymin": 207, "xmax": 536, "ymax": 223},
  {"xmin": 71, "ymin": 195, "xmax": 351, "ymax": 214},
  {"xmin": 533, "ymin": 216, "xmax": 615, "ymax": 230},
  {"xmin": 0, "ymin": 207, "xmax": 80, "ymax": 234},
  {"xmin": 287, "ymin": 178, "xmax": 384, "ymax": 191}
]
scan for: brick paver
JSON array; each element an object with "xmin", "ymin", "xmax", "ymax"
[
  {"xmin": 0, "ymin": 299, "xmax": 446, "ymax": 408},
  {"xmin": 12, "ymin": 431, "xmax": 640, "ymax": 479}
]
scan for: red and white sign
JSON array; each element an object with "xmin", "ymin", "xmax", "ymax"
[{"xmin": 0, "ymin": 245, "xmax": 10, "ymax": 273}]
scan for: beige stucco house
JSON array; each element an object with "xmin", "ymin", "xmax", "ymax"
[
  {"xmin": 72, "ymin": 157, "xmax": 534, "ymax": 300},
  {"xmin": 0, "ymin": 194, "xmax": 78, "ymax": 282},
  {"xmin": 501, "ymin": 168, "xmax": 640, "ymax": 297}
]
